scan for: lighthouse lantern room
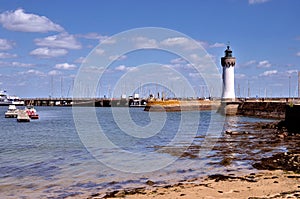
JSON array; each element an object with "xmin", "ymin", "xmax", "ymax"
[{"xmin": 221, "ymin": 45, "xmax": 236, "ymax": 100}]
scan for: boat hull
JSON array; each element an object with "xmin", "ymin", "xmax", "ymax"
[
  {"xmin": 17, "ymin": 118, "xmax": 30, "ymax": 122},
  {"xmin": 29, "ymin": 115, "xmax": 39, "ymax": 119},
  {"xmin": 0, "ymin": 102, "xmax": 24, "ymax": 106},
  {"xmin": 5, "ymin": 113, "xmax": 18, "ymax": 118},
  {"xmin": 17, "ymin": 110, "xmax": 31, "ymax": 122}
]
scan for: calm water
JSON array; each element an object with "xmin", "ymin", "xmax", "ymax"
[{"xmin": 0, "ymin": 106, "xmax": 279, "ymax": 198}]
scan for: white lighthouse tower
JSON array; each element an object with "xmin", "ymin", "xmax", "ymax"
[{"xmin": 221, "ymin": 45, "xmax": 236, "ymax": 100}]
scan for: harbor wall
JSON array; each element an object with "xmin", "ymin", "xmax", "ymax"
[
  {"xmin": 236, "ymin": 101, "xmax": 286, "ymax": 119},
  {"xmin": 145, "ymin": 100, "xmax": 290, "ymax": 120},
  {"xmin": 285, "ymin": 104, "xmax": 300, "ymax": 132},
  {"xmin": 144, "ymin": 100, "xmax": 220, "ymax": 112}
]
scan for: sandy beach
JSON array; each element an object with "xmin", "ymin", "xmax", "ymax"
[{"xmin": 89, "ymin": 170, "xmax": 300, "ymax": 199}]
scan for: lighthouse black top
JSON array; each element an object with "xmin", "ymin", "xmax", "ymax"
[
  {"xmin": 224, "ymin": 45, "xmax": 233, "ymax": 57},
  {"xmin": 221, "ymin": 45, "xmax": 236, "ymax": 67}
]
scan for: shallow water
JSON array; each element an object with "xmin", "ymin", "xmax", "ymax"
[{"xmin": 0, "ymin": 106, "xmax": 288, "ymax": 198}]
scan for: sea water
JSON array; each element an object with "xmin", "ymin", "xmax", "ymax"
[{"xmin": 0, "ymin": 106, "xmax": 280, "ymax": 198}]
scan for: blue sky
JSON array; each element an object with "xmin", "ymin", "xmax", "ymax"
[{"xmin": 0, "ymin": 0, "xmax": 299, "ymax": 98}]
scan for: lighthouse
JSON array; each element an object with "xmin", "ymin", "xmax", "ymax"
[{"xmin": 221, "ymin": 45, "xmax": 236, "ymax": 100}]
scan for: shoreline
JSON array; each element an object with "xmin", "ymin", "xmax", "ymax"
[{"xmin": 88, "ymin": 120, "xmax": 300, "ymax": 199}]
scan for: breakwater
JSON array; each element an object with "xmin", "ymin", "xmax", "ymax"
[
  {"xmin": 144, "ymin": 99, "xmax": 220, "ymax": 112},
  {"xmin": 144, "ymin": 98, "xmax": 300, "ymax": 120},
  {"xmin": 236, "ymin": 101, "xmax": 286, "ymax": 119},
  {"xmin": 21, "ymin": 98, "xmax": 146, "ymax": 107}
]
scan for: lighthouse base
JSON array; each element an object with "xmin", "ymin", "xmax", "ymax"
[{"xmin": 217, "ymin": 101, "xmax": 241, "ymax": 116}]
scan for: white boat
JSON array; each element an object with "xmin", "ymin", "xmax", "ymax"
[
  {"xmin": 0, "ymin": 91, "xmax": 24, "ymax": 106},
  {"xmin": 128, "ymin": 94, "xmax": 147, "ymax": 107},
  {"xmin": 25, "ymin": 105, "xmax": 39, "ymax": 119},
  {"xmin": 5, "ymin": 105, "xmax": 19, "ymax": 118},
  {"xmin": 8, "ymin": 95, "xmax": 25, "ymax": 105},
  {"xmin": 17, "ymin": 110, "xmax": 30, "ymax": 122}
]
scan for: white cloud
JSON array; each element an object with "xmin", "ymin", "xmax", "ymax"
[
  {"xmin": 184, "ymin": 40, "xmax": 223, "ymax": 49},
  {"xmin": 109, "ymin": 54, "xmax": 127, "ymax": 61},
  {"xmin": 0, "ymin": 61, "xmax": 34, "ymax": 67},
  {"xmin": 95, "ymin": 48, "xmax": 105, "ymax": 55},
  {"xmin": 188, "ymin": 53, "xmax": 213, "ymax": 64},
  {"xmin": 296, "ymin": 52, "xmax": 300, "ymax": 57},
  {"xmin": 76, "ymin": 32, "xmax": 108, "ymax": 41},
  {"xmin": 287, "ymin": 70, "xmax": 298, "ymax": 74},
  {"xmin": 259, "ymin": 70, "xmax": 278, "ymax": 77},
  {"xmin": 132, "ymin": 37, "xmax": 219, "ymax": 51},
  {"xmin": 55, "ymin": 63, "xmax": 77, "ymax": 70},
  {"xmin": 74, "ymin": 56, "xmax": 86, "ymax": 64},
  {"xmin": 170, "ymin": 58, "xmax": 187, "ymax": 64},
  {"xmin": 0, "ymin": 8, "xmax": 63, "ymax": 32},
  {"xmin": 0, "ymin": 52, "xmax": 17, "ymax": 59},
  {"xmin": 241, "ymin": 60, "xmax": 272, "ymax": 68},
  {"xmin": 0, "ymin": 38, "xmax": 15, "ymax": 50},
  {"xmin": 161, "ymin": 37, "xmax": 199, "ymax": 50},
  {"xmin": 209, "ymin": 42, "xmax": 225, "ymax": 48},
  {"xmin": 243, "ymin": 60, "xmax": 257, "ymax": 66},
  {"xmin": 257, "ymin": 60, "xmax": 271, "ymax": 68},
  {"xmin": 161, "ymin": 37, "xmax": 187, "ymax": 45},
  {"xmin": 197, "ymin": 41, "xmax": 209, "ymax": 48},
  {"xmin": 30, "ymin": 47, "xmax": 68, "ymax": 58},
  {"xmin": 48, "ymin": 70, "xmax": 62, "ymax": 76},
  {"xmin": 101, "ymin": 37, "xmax": 116, "ymax": 44},
  {"xmin": 249, "ymin": 0, "xmax": 270, "ymax": 4},
  {"xmin": 11, "ymin": 61, "xmax": 34, "ymax": 67},
  {"xmin": 20, "ymin": 69, "xmax": 45, "ymax": 76},
  {"xmin": 189, "ymin": 54, "xmax": 201, "ymax": 62},
  {"xmin": 161, "ymin": 37, "xmax": 206, "ymax": 50},
  {"xmin": 82, "ymin": 65, "xmax": 105, "ymax": 72},
  {"xmin": 34, "ymin": 33, "xmax": 81, "ymax": 50},
  {"xmin": 115, "ymin": 65, "xmax": 127, "ymax": 71},
  {"xmin": 115, "ymin": 65, "xmax": 136, "ymax": 71},
  {"xmin": 79, "ymin": 34, "xmax": 116, "ymax": 44},
  {"xmin": 133, "ymin": 36, "xmax": 158, "ymax": 49}
]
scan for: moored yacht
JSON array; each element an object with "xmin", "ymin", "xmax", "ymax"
[
  {"xmin": 0, "ymin": 91, "xmax": 24, "ymax": 106},
  {"xmin": 25, "ymin": 105, "xmax": 39, "ymax": 119},
  {"xmin": 5, "ymin": 105, "xmax": 19, "ymax": 118}
]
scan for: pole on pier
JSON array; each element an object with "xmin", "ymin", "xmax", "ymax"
[
  {"xmin": 61, "ymin": 77, "xmax": 63, "ymax": 98},
  {"xmin": 247, "ymin": 80, "xmax": 250, "ymax": 98},
  {"xmin": 289, "ymin": 75, "xmax": 291, "ymax": 98},
  {"xmin": 298, "ymin": 71, "xmax": 300, "ymax": 98}
]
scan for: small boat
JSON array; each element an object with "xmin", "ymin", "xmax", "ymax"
[
  {"xmin": 5, "ymin": 105, "xmax": 19, "ymax": 118},
  {"xmin": 128, "ymin": 94, "xmax": 147, "ymax": 108},
  {"xmin": 17, "ymin": 110, "xmax": 30, "ymax": 122},
  {"xmin": 25, "ymin": 105, "xmax": 39, "ymax": 119},
  {"xmin": 0, "ymin": 90, "xmax": 24, "ymax": 106}
]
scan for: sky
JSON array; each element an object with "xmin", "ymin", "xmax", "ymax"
[{"xmin": 0, "ymin": 0, "xmax": 299, "ymax": 98}]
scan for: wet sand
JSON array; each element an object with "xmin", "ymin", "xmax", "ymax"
[
  {"xmin": 90, "ymin": 170, "xmax": 300, "ymax": 199},
  {"xmin": 88, "ymin": 120, "xmax": 300, "ymax": 199}
]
